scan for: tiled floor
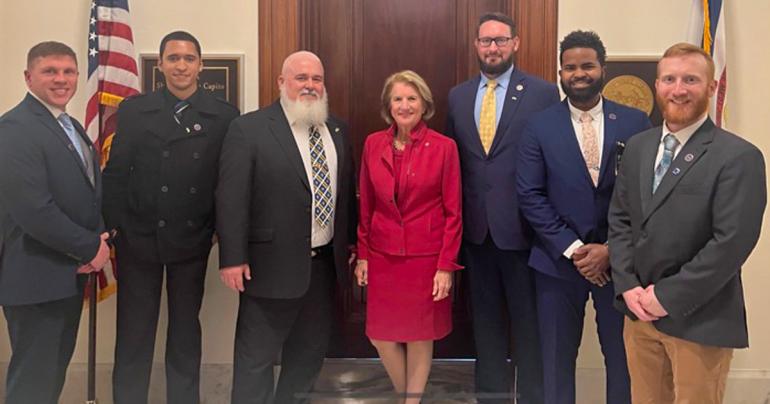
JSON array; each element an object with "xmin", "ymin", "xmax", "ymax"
[{"xmin": 309, "ymin": 359, "xmax": 481, "ymax": 403}]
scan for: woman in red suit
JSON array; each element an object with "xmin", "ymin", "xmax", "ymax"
[{"xmin": 355, "ymin": 70, "xmax": 463, "ymax": 403}]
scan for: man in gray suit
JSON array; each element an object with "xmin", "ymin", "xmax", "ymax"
[
  {"xmin": 0, "ymin": 41, "xmax": 111, "ymax": 404},
  {"xmin": 608, "ymin": 42, "xmax": 766, "ymax": 404}
]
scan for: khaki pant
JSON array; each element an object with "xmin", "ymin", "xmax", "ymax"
[{"xmin": 623, "ymin": 318, "xmax": 733, "ymax": 404}]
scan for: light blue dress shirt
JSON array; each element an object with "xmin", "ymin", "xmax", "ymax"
[{"xmin": 474, "ymin": 65, "xmax": 514, "ymax": 133}]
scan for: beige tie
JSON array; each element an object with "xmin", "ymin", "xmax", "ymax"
[
  {"xmin": 579, "ymin": 112, "xmax": 600, "ymax": 186},
  {"xmin": 478, "ymin": 79, "xmax": 497, "ymax": 154}
]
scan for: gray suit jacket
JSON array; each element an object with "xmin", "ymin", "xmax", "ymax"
[
  {"xmin": 608, "ymin": 118, "xmax": 766, "ymax": 348},
  {"xmin": 0, "ymin": 94, "xmax": 103, "ymax": 306}
]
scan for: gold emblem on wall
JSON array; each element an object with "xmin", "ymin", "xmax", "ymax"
[{"xmin": 603, "ymin": 75, "xmax": 654, "ymax": 116}]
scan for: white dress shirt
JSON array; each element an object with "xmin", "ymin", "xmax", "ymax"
[
  {"xmin": 563, "ymin": 98, "xmax": 605, "ymax": 258},
  {"xmin": 281, "ymin": 100, "xmax": 338, "ymax": 248}
]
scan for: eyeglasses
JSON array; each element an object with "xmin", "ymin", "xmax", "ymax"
[{"xmin": 477, "ymin": 36, "xmax": 513, "ymax": 47}]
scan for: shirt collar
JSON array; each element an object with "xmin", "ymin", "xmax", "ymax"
[
  {"xmin": 29, "ymin": 91, "xmax": 65, "ymax": 119},
  {"xmin": 388, "ymin": 120, "xmax": 428, "ymax": 143},
  {"xmin": 661, "ymin": 112, "xmax": 708, "ymax": 147},
  {"xmin": 568, "ymin": 97, "xmax": 604, "ymax": 123},
  {"xmin": 480, "ymin": 64, "xmax": 514, "ymax": 91}
]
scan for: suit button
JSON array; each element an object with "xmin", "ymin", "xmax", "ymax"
[
  {"xmin": 192, "ymin": 152, "xmax": 200, "ymax": 159},
  {"xmin": 161, "ymin": 185, "xmax": 169, "ymax": 193},
  {"xmin": 162, "ymin": 150, "xmax": 170, "ymax": 158},
  {"xmin": 306, "ymin": 207, "xmax": 311, "ymax": 213},
  {"xmin": 186, "ymin": 220, "xmax": 194, "ymax": 227},
  {"xmin": 158, "ymin": 220, "xmax": 166, "ymax": 228},
  {"xmin": 189, "ymin": 187, "xmax": 197, "ymax": 194}
]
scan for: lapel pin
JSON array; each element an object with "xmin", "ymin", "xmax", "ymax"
[
  {"xmin": 672, "ymin": 167, "xmax": 681, "ymax": 175},
  {"xmin": 193, "ymin": 123, "xmax": 202, "ymax": 132},
  {"xmin": 516, "ymin": 84, "xmax": 524, "ymax": 91},
  {"xmin": 512, "ymin": 96, "xmax": 518, "ymax": 101},
  {"xmin": 67, "ymin": 144, "xmax": 75, "ymax": 151},
  {"xmin": 609, "ymin": 113, "xmax": 617, "ymax": 120},
  {"xmin": 335, "ymin": 127, "xmax": 340, "ymax": 133},
  {"xmin": 684, "ymin": 153, "xmax": 694, "ymax": 162}
]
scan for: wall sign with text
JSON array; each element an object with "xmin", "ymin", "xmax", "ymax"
[{"xmin": 141, "ymin": 54, "xmax": 243, "ymax": 111}]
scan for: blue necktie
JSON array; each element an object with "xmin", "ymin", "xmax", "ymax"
[
  {"xmin": 174, "ymin": 100, "xmax": 191, "ymax": 133},
  {"xmin": 652, "ymin": 134, "xmax": 680, "ymax": 193},
  {"xmin": 309, "ymin": 125, "xmax": 333, "ymax": 228},
  {"xmin": 57, "ymin": 113, "xmax": 85, "ymax": 162}
]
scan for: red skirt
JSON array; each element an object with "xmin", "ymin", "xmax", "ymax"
[{"xmin": 365, "ymin": 250, "xmax": 452, "ymax": 342}]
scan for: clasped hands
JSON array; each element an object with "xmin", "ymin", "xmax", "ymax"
[
  {"xmin": 572, "ymin": 243, "xmax": 610, "ymax": 287},
  {"xmin": 354, "ymin": 259, "xmax": 453, "ymax": 302},
  {"xmin": 77, "ymin": 232, "xmax": 111, "ymax": 274},
  {"xmin": 622, "ymin": 284, "xmax": 668, "ymax": 322}
]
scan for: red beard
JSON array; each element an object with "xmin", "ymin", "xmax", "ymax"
[{"xmin": 657, "ymin": 93, "xmax": 709, "ymax": 128}]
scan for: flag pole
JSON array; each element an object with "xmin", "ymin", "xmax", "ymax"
[
  {"xmin": 87, "ymin": 271, "xmax": 98, "ymax": 404},
  {"xmin": 86, "ymin": 104, "xmax": 101, "ymax": 404}
]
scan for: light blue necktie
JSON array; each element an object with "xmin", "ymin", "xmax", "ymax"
[
  {"xmin": 57, "ymin": 113, "xmax": 85, "ymax": 162},
  {"xmin": 309, "ymin": 125, "xmax": 333, "ymax": 228},
  {"xmin": 652, "ymin": 134, "xmax": 680, "ymax": 193}
]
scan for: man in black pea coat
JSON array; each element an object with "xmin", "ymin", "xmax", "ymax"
[{"xmin": 102, "ymin": 31, "xmax": 239, "ymax": 404}]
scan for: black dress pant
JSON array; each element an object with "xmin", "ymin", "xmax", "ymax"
[
  {"xmin": 3, "ymin": 277, "xmax": 85, "ymax": 404},
  {"xmin": 231, "ymin": 253, "xmax": 335, "ymax": 404},
  {"xmin": 112, "ymin": 251, "xmax": 208, "ymax": 404},
  {"xmin": 465, "ymin": 236, "xmax": 544, "ymax": 404}
]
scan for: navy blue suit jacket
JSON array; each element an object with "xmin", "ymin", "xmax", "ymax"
[
  {"xmin": 517, "ymin": 98, "xmax": 651, "ymax": 282},
  {"xmin": 446, "ymin": 69, "xmax": 559, "ymax": 250},
  {"xmin": 0, "ymin": 94, "xmax": 103, "ymax": 305}
]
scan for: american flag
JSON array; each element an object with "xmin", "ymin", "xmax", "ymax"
[
  {"xmin": 85, "ymin": 0, "xmax": 140, "ymax": 300},
  {"xmin": 688, "ymin": 0, "xmax": 727, "ymax": 127}
]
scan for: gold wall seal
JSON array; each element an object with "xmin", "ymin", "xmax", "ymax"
[{"xmin": 603, "ymin": 75, "xmax": 654, "ymax": 115}]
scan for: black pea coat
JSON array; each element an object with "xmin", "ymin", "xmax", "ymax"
[{"xmin": 103, "ymin": 89, "xmax": 239, "ymax": 263}]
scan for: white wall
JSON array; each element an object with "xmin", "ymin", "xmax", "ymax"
[
  {"xmin": 560, "ymin": 1, "xmax": 770, "ymax": 372},
  {"xmin": 1, "ymin": 0, "xmax": 769, "ymax": 376}
]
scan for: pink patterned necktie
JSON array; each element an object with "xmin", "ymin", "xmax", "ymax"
[{"xmin": 579, "ymin": 112, "xmax": 600, "ymax": 186}]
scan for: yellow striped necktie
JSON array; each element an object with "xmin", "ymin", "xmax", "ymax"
[{"xmin": 478, "ymin": 79, "xmax": 497, "ymax": 154}]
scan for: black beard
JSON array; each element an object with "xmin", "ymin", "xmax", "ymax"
[
  {"xmin": 561, "ymin": 75, "xmax": 604, "ymax": 104},
  {"xmin": 478, "ymin": 53, "xmax": 514, "ymax": 76}
]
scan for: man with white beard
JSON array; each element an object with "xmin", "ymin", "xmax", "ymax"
[{"xmin": 216, "ymin": 51, "xmax": 357, "ymax": 404}]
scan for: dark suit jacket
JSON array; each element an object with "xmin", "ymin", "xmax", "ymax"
[
  {"xmin": 216, "ymin": 101, "xmax": 357, "ymax": 298},
  {"xmin": 517, "ymin": 99, "xmax": 651, "ymax": 281},
  {"xmin": 609, "ymin": 118, "xmax": 766, "ymax": 348},
  {"xmin": 357, "ymin": 121, "xmax": 463, "ymax": 270},
  {"xmin": 0, "ymin": 94, "xmax": 103, "ymax": 305},
  {"xmin": 102, "ymin": 89, "xmax": 239, "ymax": 263},
  {"xmin": 446, "ymin": 69, "xmax": 559, "ymax": 250}
]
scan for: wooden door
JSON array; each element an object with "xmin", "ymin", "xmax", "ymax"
[{"xmin": 258, "ymin": 0, "xmax": 557, "ymax": 358}]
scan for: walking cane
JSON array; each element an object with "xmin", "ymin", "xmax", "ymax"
[{"xmin": 86, "ymin": 271, "xmax": 98, "ymax": 404}]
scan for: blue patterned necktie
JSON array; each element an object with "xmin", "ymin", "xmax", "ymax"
[
  {"xmin": 309, "ymin": 125, "xmax": 333, "ymax": 227},
  {"xmin": 173, "ymin": 100, "xmax": 191, "ymax": 132},
  {"xmin": 652, "ymin": 133, "xmax": 680, "ymax": 193},
  {"xmin": 57, "ymin": 113, "xmax": 85, "ymax": 162}
]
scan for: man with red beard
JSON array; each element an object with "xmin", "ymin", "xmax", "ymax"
[
  {"xmin": 216, "ymin": 51, "xmax": 357, "ymax": 403},
  {"xmin": 608, "ymin": 42, "xmax": 766, "ymax": 404}
]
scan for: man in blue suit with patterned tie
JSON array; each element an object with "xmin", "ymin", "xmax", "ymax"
[
  {"xmin": 0, "ymin": 41, "xmax": 111, "ymax": 404},
  {"xmin": 517, "ymin": 31, "xmax": 651, "ymax": 404},
  {"xmin": 445, "ymin": 11, "xmax": 559, "ymax": 404}
]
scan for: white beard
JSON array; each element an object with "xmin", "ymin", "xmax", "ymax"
[{"xmin": 280, "ymin": 87, "xmax": 329, "ymax": 127}]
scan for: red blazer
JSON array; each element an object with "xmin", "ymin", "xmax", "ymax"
[{"xmin": 357, "ymin": 121, "xmax": 462, "ymax": 270}]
